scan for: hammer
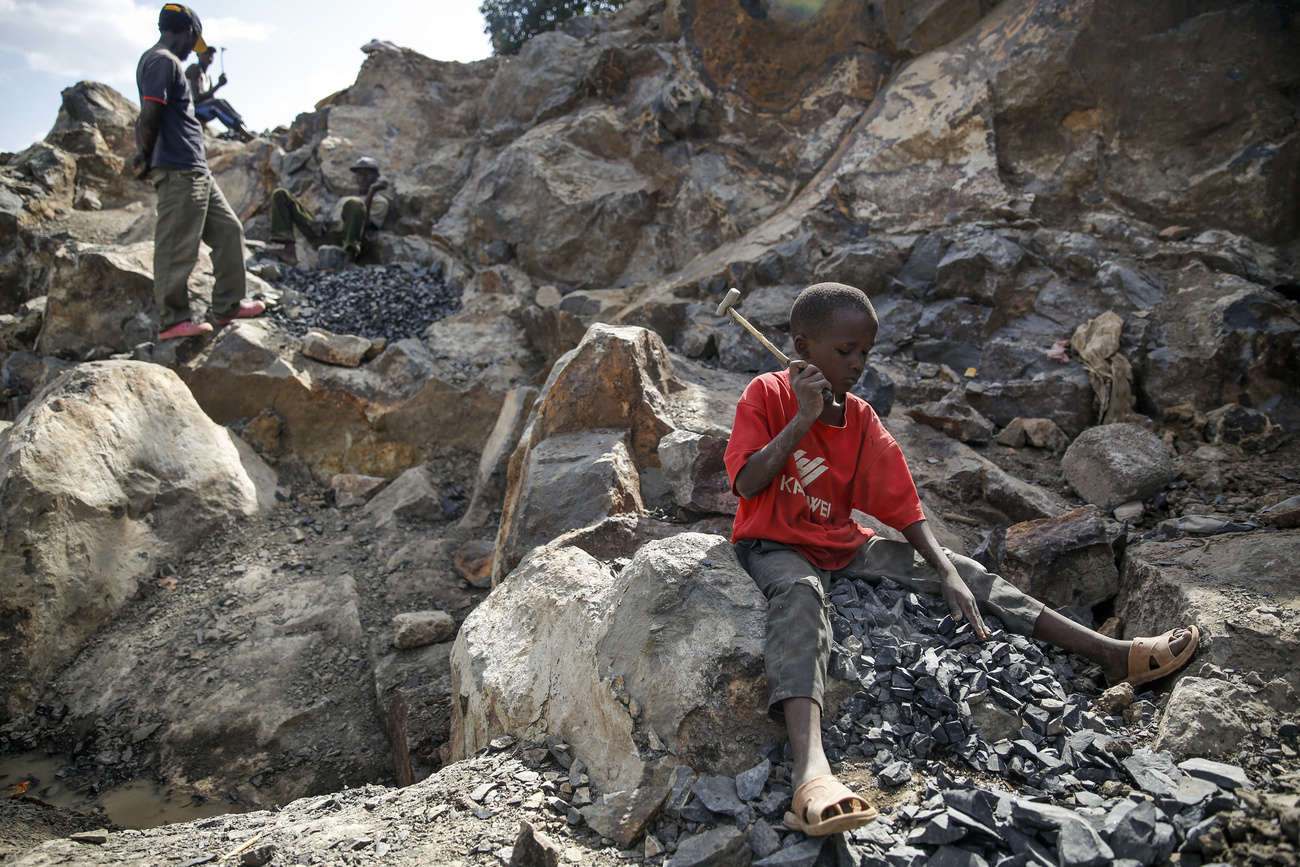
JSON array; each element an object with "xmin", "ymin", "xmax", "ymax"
[{"xmin": 716, "ymin": 288, "xmax": 832, "ymax": 402}]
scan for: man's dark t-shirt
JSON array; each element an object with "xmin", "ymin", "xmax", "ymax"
[{"xmin": 136, "ymin": 45, "xmax": 208, "ymax": 172}]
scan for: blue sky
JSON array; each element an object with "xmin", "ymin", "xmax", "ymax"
[{"xmin": 0, "ymin": 0, "xmax": 494, "ymax": 154}]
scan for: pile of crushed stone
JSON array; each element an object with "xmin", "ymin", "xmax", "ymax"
[
  {"xmin": 637, "ymin": 575, "xmax": 1284, "ymax": 866},
  {"xmin": 263, "ymin": 263, "xmax": 462, "ymax": 343}
]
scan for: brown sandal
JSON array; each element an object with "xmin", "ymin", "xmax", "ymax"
[
  {"xmin": 783, "ymin": 775, "xmax": 878, "ymax": 836},
  {"xmin": 1122, "ymin": 625, "xmax": 1200, "ymax": 688}
]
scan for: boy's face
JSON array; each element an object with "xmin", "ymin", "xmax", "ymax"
[{"xmin": 794, "ymin": 309, "xmax": 877, "ymax": 396}]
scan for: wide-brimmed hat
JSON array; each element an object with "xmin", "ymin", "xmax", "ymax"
[{"xmin": 350, "ymin": 156, "xmax": 380, "ymax": 173}]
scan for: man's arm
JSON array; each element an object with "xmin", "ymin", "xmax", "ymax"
[
  {"xmin": 185, "ymin": 64, "xmax": 224, "ymax": 102},
  {"xmin": 133, "ymin": 99, "xmax": 165, "ymax": 179},
  {"xmin": 363, "ymin": 179, "xmax": 389, "ymax": 227},
  {"xmin": 901, "ymin": 520, "xmax": 989, "ymax": 640},
  {"xmin": 734, "ymin": 363, "xmax": 830, "ymax": 499}
]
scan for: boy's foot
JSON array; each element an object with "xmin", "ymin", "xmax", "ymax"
[
  {"xmin": 1117, "ymin": 625, "xmax": 1201, "ymax": 688},
  {"xmin": 157, "ymin": 320, "xmax": 214, "ymax": 341},
  {"xmin": 784, "ymin": 775, "xmax": 877, "ymax": 836},
  {"xmin": 269, "ymin": 245, "xmax": 297, "ymax": 266},
  {"xmin": 212, "ymin": 299, "xmax": 267, "ymax": 326}
]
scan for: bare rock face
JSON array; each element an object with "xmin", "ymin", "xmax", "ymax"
[
  {"xmin": 1117, "ymin": 532, "xmax": 1300, "ymax": 696},
  {"xmin": 1137, "ymin": 274, "xmax": 1300, "ymax": 423},
  {"xmin": 493, "ymin": 429, "xmax": 643, "ymax": 582},
  {"xmin": 179, "ymin": 324, "xmax": 502, "ymax": 478},
  {"xmin": 1154, "ymin": 676, "xmax": 1297, "ymax": 761},
  {"xmin": 478, "ymin": 31, "xmax": 595, "ymax": 141},
  {"xmin": 492, "ymin": 324, "xmax": 699, "ymax": 583},
  {"xmin": 35, "ymin": 243, "xmax": 157, "ymax": 358},
  {"xmin": 0, "ymin": 361, "xmax": 275, "ymax": 721},
  {"xmin": 450, "ymin": 533, "xmax": 780, "ymax": 794},
  {"xmin": 988, "ymin": 0, "xmax": 1299, "ymax": 242},
  {"xmin": 889, "ymin": 415, "xmax": 1068, "ymax": 528},
  {"xmin": 42, "ymin": 82, "xmax": 144, "ymax": 210},
  {"xmin": 469, "ymin": 109, "xmax": 659, "ymax": 292},
  {"xmin": 276, "ymin": 48, "xmax": 498, "ymax": 239}
]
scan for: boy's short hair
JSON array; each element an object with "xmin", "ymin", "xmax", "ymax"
[{"xmin": 790, "ymin": 282, "xmax": 878, "ymax": 337}]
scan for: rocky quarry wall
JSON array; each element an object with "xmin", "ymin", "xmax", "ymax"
[{"xmin": 1, "ymin": 0, "xmax": 1300, "ymax": 864}]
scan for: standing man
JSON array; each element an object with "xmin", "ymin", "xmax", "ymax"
[
  {"xmin": 134, "ymin": 3, "xmax": 265, "ymax": 341},
  {"xmin": 186, "ymin": 46, "xmax": 257, "ymax": 142},
  {"xmin": 266, "ymin": 156, "xmax": 390, "ymax": 270}
]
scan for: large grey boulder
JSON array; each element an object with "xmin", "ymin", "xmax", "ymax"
[
  {"xmin": 1062, "ymin": 424, "xmax": 1175, "ymax": 510},
  {"xmin": 1116, "ymin": 532, "xmax": 1300, "ymax": 695},
  {"xmin": 1154, "ymin": 675, "xmax": 1297, "ymax": 761},
  {"xmin": 493, "ymin": 428, "xmax": 643, "ymax": 580},
  {"xmin": 449, "ymin": 533, "xmax": 781, "ymax": 794},
  {"xmin": 0, "ymin": 361, "xmax": 275, "ymax": 721},
  {"xmin": 491, "ymin": 324, "xmax": 679, "ymax": 583},
  {"xmin": 1001, "ymin": 507, "xmax": 1119, "ymax": 609},
  {"xmin": 35, "ymin": 243, "xmax": 157, "ymax": 358}
]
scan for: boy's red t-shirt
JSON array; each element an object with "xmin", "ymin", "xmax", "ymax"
[{"xmin": 724, "ymin": 369, "xmax": 927, "ymax": 571}]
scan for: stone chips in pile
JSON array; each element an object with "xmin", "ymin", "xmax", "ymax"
[
  {"xmin": 269, "ymin": 263, "xmax": 461, "ymax": 342},
  {"xmin": 660, "ymin": 576, "xmax": 1252, "ymax": 867}
]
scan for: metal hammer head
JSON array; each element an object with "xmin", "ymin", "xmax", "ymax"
[{"xmin": 715, "ymin": 287, "xmax": 741, "ymax": 317}]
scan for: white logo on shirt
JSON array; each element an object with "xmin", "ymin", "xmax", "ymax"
[
  {"xmin": 793, "ymin": 450, "xmax": 829, "ymax": 487},
  {"xmin": 778, "ymin": 450, "xmax": 832, "ymax": 517}
]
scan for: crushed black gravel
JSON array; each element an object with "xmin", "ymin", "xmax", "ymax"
[
  {"xmin": 654, "ymin": 579, "xmax": 1265, "ymax": 867},
  {"xmin": 265, "ymin": 263, "xmax": 462, "ymax": 343}
]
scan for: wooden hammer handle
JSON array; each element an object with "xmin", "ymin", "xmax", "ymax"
[{"xmin": 726, "ymin": 309, "xmax": 790, "ymax": 365}]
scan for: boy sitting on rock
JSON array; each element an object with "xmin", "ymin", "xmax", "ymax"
[{"xmin": 723, "ymin": 282, "xmax": 1199, "ymax": 836}]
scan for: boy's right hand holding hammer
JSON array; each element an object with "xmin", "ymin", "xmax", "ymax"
[{"xmin": 789, "ymin": 361, "xmax": 831, "ymax": 423}]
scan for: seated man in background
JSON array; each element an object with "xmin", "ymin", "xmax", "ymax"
[
  {"xmin": 265, "ymin": 156, "xmax": 390, "ymax": 270},
  {"xmin": 185, "ymin": 46, "xmax": 256, "ymax": 142}
]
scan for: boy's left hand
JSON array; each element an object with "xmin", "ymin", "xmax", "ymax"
[{"xmin": 939, "ymin": 565, "xmax": 989, "ymax": 640}]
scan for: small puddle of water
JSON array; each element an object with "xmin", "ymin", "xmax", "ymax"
[{"xmin": 0, "ymin": 750, "xmax": 243, "ymax": 830}]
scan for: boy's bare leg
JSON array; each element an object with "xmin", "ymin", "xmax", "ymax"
[
  {"xmin": 782, "ymin": 696, "xmax": 877, "ymax": 833},
  {"xmin": 1031, "ymin": 607, "xmax": 1196, "ymax": 685},
  {"xmin": 785, "ymin": 697, "xmax": 832, "ymax": 790}
]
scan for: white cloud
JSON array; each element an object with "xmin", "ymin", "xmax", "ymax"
[
  {"xmin": 0, "ymin": 0, "xmax": 268, "ymax": 85},
  {"xmin": 202, "ymin": 16, "xmax": 272, "ymax": 44}
]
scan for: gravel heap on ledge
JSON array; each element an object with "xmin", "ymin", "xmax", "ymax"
[{"xmin": 263, "ymin": 263, "xmax": 462, "ymax": 342}]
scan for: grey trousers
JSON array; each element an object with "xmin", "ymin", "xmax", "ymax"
[
  {"xmin": 733, "ymin": 536, "xmax": 1045, "ymax": 720},
  {"xmin": 152, "ymin": 168, "xmax": 247, "ymax": 328}
]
